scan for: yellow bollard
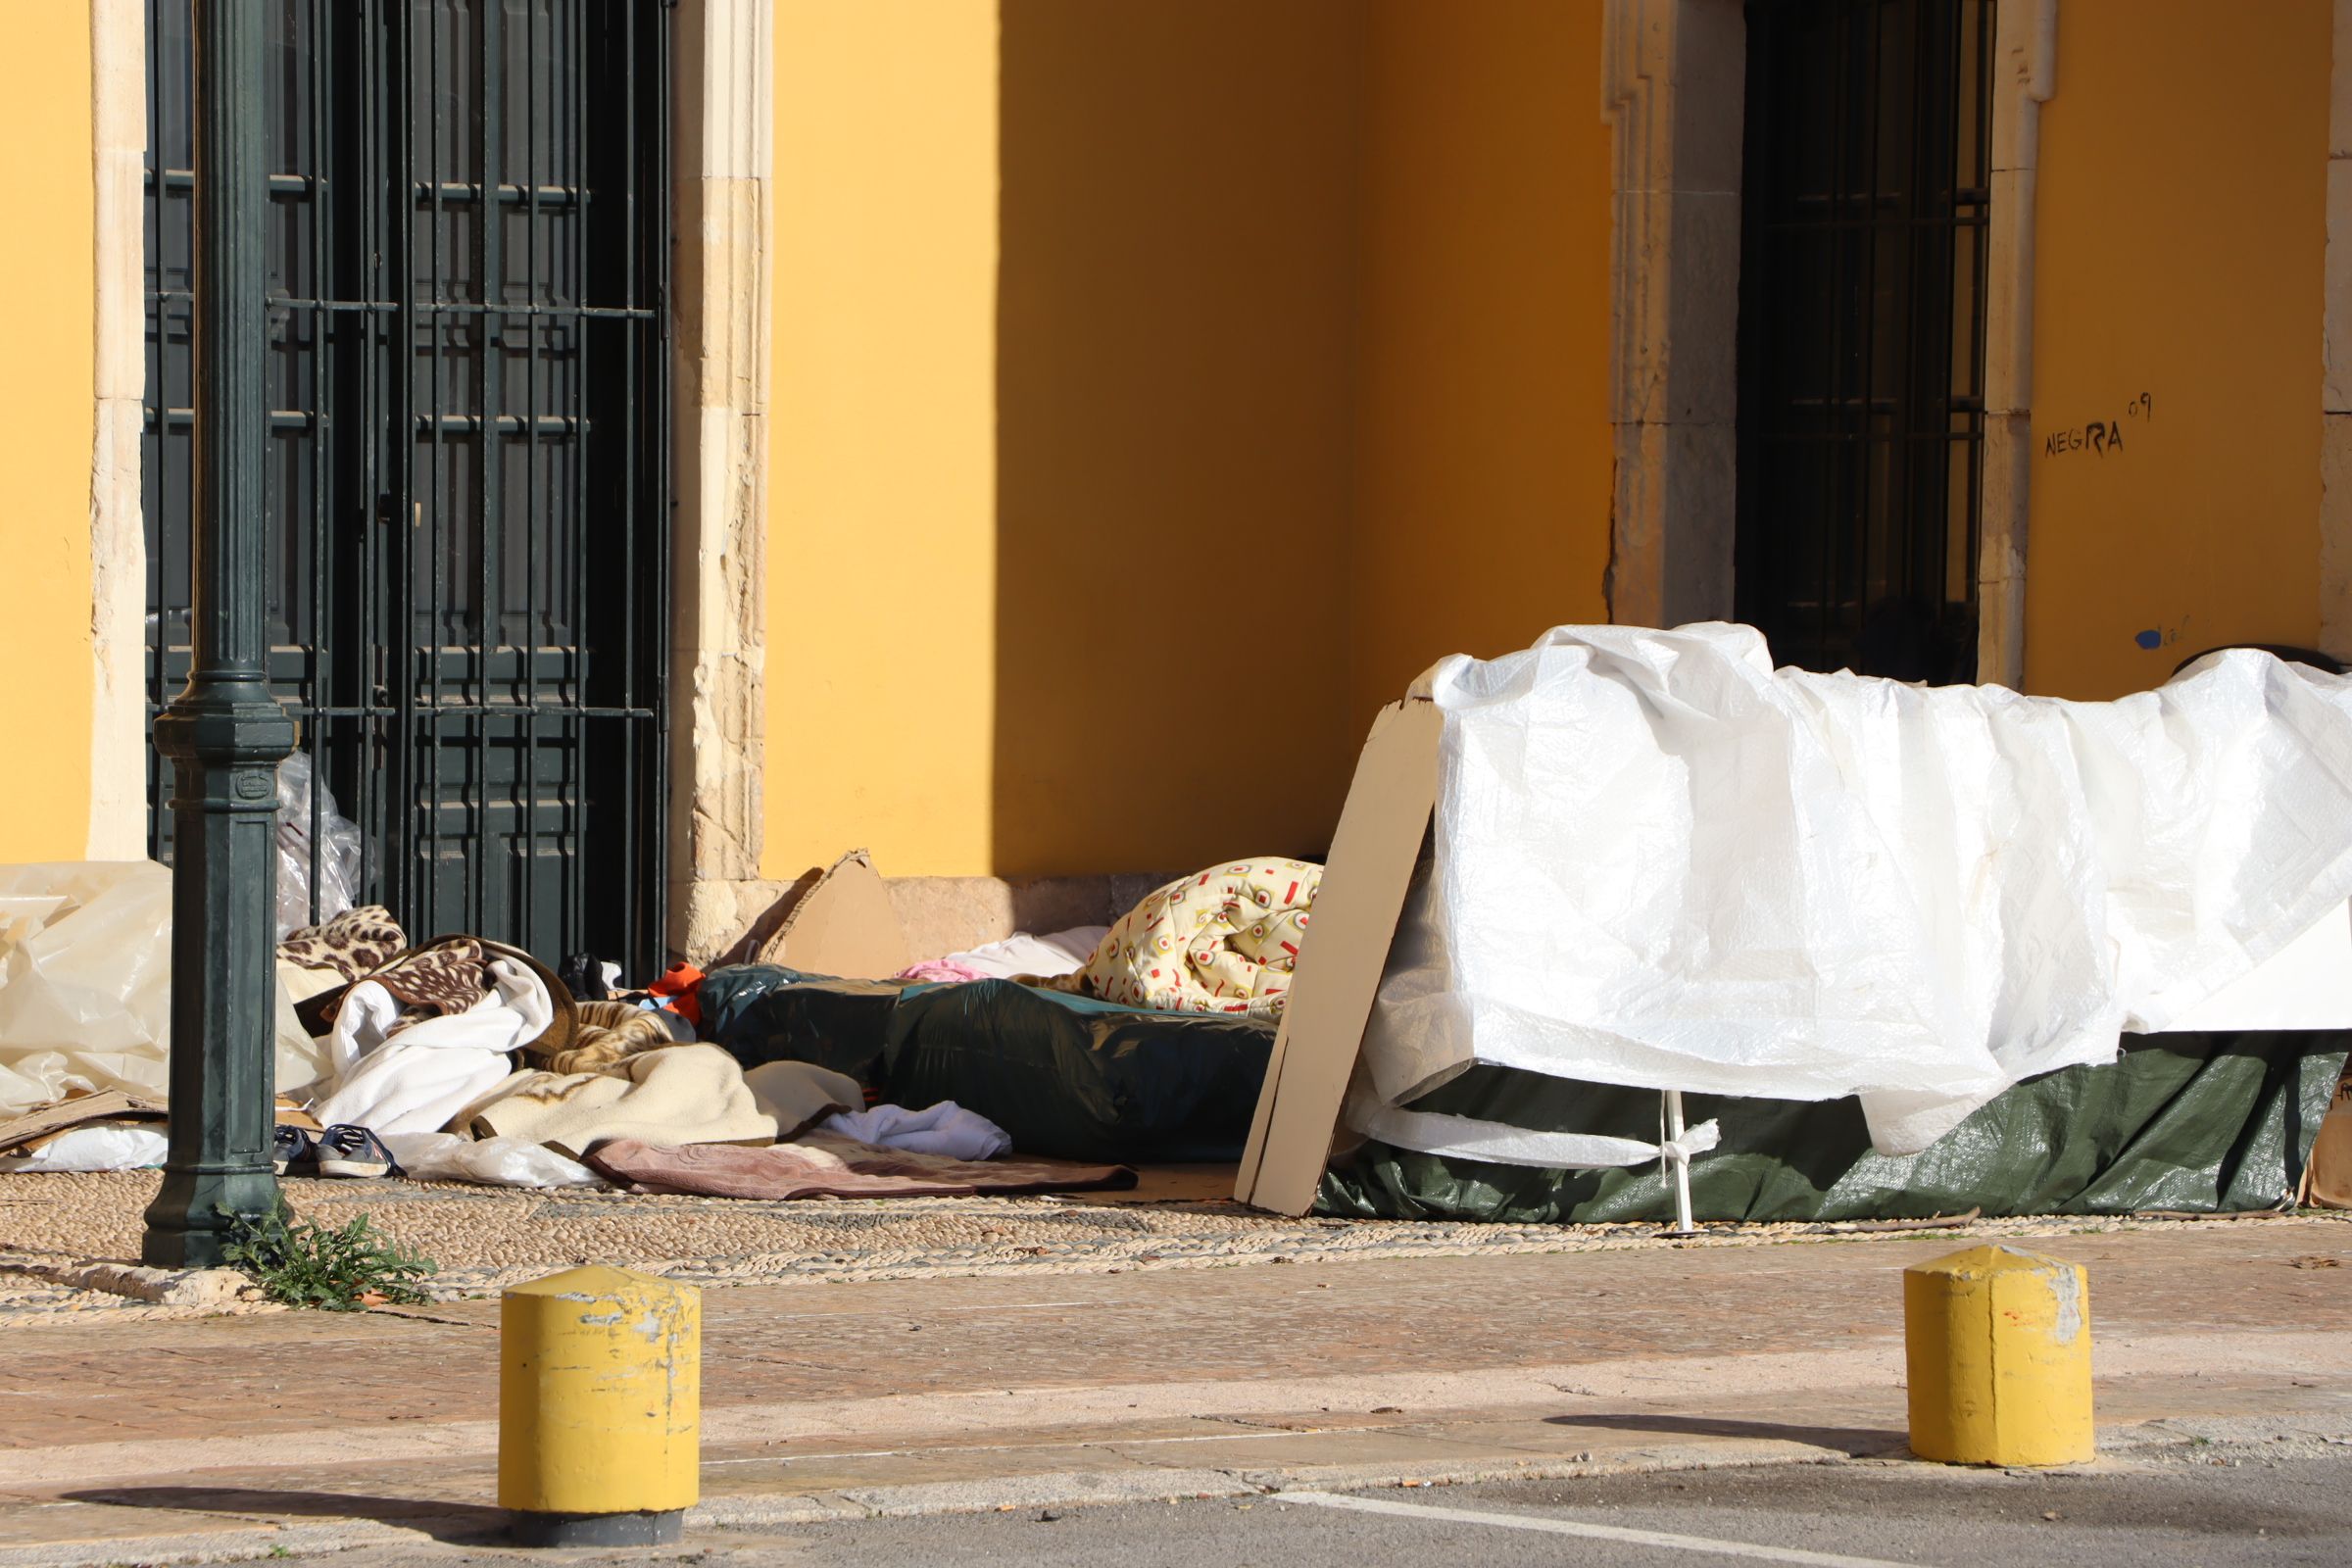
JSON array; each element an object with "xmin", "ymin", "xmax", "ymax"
[
  {"xmin": 1904, "ymin": 1244, "xmax": 2092, "ymax": 1467},
  {"xmin": 500, "ymin": 1265, "xmax": 700, "ymax": 1546}
]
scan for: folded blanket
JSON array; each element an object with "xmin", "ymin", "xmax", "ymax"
[
  {"xmin": 363, "ymin": 938, "xmax": 490, "ymax": 1020},
  {"xmin": 1073, "ymin": 859, "xmax": 1320, "ymax": 1018},
  {"xmin": 896, "ymin": 957, "xmax": 996, "ymax": 985},
  {"xmin": 896, "ymin": 926, "xmax": 1109, "ymax": 985},
  {"xmin": 824, "ymin": 1101, "xmax": 1010, "ymax": 1160},
  {"xmin": 537, "ymin": 999, "xmax": 681, "ymax": 1075},
  {"xmin": 586, "ymin": 1131, "xmax": 1135, "ymax": 1200},
  {"xmin": 309, "ymin": 956, "xmax": 553, "ymax": 1137},
  {"xmin": 466, "ymin": 1043, "xmax": 776, "ymax": 1158},
  {"xmin": 277, "ymin": 905, "xmax": 408, "ymax": 983},
  {"xmin": 743, "ymin": 1059, "xmax": 864, "ymax": 1138}
]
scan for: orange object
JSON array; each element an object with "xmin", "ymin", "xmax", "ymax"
[{"xmin": 651, "ymin": 962, "xmax": 706, "ymax": 1029}]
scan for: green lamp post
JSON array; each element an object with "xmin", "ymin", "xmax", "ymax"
[{"xmin": 143, "ymin": 0, "xmax": 295, "ymax": 1268}]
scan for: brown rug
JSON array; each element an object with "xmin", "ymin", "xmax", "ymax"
[{"xmin": 585, "ymin": 1132, "xmax": 1136, "ymax": 1201}]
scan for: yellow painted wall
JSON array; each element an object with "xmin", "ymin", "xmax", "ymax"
[
  {"xmin": 762, "ymin": 0, "xmax": 1617, "ymax": 878},
  {"xmin": 0, "ymin": 9, "xmax": 96, "ymax": 860},
  {"xmin": 1348, "ymin": 0, "xmax": 1616, "ymax": 726},
  {"xmin": 988, "ymin": 0, "xmax": 1358, "ymax": 873},
  {"xmin": 765, "ymin": 0, "xmax": 1361, "ymax": 879},
  {"xmin": 2023, "ymin": 0, "xmax": 2328, "ymax": 697},
  {"xmin": 765, "ymin": 0, "xmax": 1003, "ymax": 878}
]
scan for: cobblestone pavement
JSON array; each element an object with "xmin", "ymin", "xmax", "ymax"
[
  {"xmin": 0, "ymin": 1215, "xmax": 2343, "ymax": 1564},
  {"xmin": 7, "ymin": 1166, "xmax": 2338, "ymax": 1309}
]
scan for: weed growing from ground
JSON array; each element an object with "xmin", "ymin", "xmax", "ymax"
[{"xmin": 220, "ymin": 1204, "xmax": 437, "ymax": 1310}]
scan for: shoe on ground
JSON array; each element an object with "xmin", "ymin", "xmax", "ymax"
[
  {"xmin": 273, "ymin": 1123, "xmax": 317, "ymax": 1176},
  {"xmin": 315, "ymin": 1124, "xmax": 399, "ymax": 1179}
]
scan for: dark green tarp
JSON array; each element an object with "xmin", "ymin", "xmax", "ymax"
[
  {"xmin": 700, "ymin": 965, "xmax": 1274, "ymax": 1164},
  {"xmin": 1317, "ymin": 1030, "xmax": 2350, "ymax": 1223},
  {"xmin": 699, "ymin": 969, "xmax": 906, "ymax": 1085}
]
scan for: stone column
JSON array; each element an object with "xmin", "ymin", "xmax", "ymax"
[{"xmin": 2324, "ymin": 0, "xmax": 2352, "ymax": 662}]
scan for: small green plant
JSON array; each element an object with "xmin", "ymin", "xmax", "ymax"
[{"xmin": 220, "ymin": 1203, "xmax": 437, "ymax": 1310}]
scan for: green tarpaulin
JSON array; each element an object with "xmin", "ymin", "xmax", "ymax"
[
  {"xmin": 700, "ymin": 966, "xmax": 1274, "ymax": 1164},
  {"xmin": 1317, "ymin": 1030, "xmax": 2349, "ymax": 1223}
]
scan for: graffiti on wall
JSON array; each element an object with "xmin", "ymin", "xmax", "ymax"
[{"xmin": 2043, "ymin": 393, "xmax": 2153, "ymax": 460}]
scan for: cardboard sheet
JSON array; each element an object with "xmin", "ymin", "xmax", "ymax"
[
  {"xmin": 2308, "ymin": 1069, "xmax": 2352, "ymax": 1208},
  {"xmin": 0, "ymin": 1090, "xmax": 319, "ymax": 1155},
  {"xmin": 1234, "ymin": 699, "xmax": 1441, "ymax": 1215},
  {"xmin": 753, "ymin": 850, "xmax": 912, "ymax": 981}
]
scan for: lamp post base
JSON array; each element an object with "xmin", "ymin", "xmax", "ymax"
[{"xmin": 141, "ymin": 1165, "xmax": 281, "ymax": 1269}]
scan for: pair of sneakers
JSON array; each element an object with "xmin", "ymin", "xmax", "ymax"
[{"xmin": 274, "ymin": 1123, "xmax": 400, "ymax": 1179}]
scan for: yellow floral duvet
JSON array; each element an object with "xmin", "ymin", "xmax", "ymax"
[{"xmin": 1075, "ymin": 858, "xmax": 1322, "ymax": 1019}]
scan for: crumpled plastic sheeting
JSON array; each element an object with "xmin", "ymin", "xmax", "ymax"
[
  {"xmin": 274, "ymin": 752, "xmax": 364, "ymax": 941},
  {"xmin": 1362, "ymin": 625, "xmax": 2352, "ymax": 1155},
  {"xmin": 382, "ymin": 1131, "xmax": 605, "ymax": 1188},
  {"xmin": 0, "ymin": 860, "xmax": 329, "ymax": 1118},
  {"xmin": 0, "ymin": 1121, "xmax": 172, "ymax": 1173}
]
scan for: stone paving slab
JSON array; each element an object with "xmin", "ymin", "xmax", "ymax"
[
  {"xmin": 2, "ymin": 1221, "xmax": 2346, "ymax": 1456},
  {"xmin": 0, "ymin": 1218, "xmax": 2343, "ymax": 1563}
]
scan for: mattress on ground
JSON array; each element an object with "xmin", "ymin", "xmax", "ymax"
[
  {"xmin": 698, "ymin": 965, "xmax": 1275, "ymax": 1164},
  {"xmin": 1315, "ymin": 1030, "xmax": 2350, "ymax": 1223}
]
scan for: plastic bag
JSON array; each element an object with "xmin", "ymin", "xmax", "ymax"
[
  {"xmin": 0, "ymin": 859, "xmax": 327, "ymax": 1117},
  {"xmin": 275, "ymin": 752, "xmax": 364, "ymax": 940},
  {"xmin": 0, "ymin": 1121, "xmax": 172, "ymax": 1173},
  {"xmin": 381, "ymin": 1131, "xmax": 607, "ymax": 1188}
]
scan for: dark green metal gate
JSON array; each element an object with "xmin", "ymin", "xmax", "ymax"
[
  {"xmin": 144, "ymin": 0, "xmax": 672, "ymax": 976},
  {"xmin": 1735, "ymin": 0, "xmax": 1992, "ymax": 683}
]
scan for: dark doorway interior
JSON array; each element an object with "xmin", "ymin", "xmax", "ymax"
[
  {"xmin": 143, "ymin": 0, "xmax": 672, "ymax": 974},
  {"xmin": 1736, "ymin": 0, "xmax": 1992, "ymax": 682}
]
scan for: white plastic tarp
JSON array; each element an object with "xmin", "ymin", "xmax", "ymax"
[
  {"xmin": 0, "ymin": 859, "xmax": 329, "ymax": 1119},
  {"xmin": 1358, "ymin": 624, "xmax": 2352, "ymax": 1159}
]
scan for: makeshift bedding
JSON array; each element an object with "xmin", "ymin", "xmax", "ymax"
[
  {"xmin": 463, "ymin": 1043, "xmax": 776, "ymax": 1158},
  {"xmin": 699, "ymin": 965, "xmax": 1275, "ymax": 1163},
  {"xmin": 1074, "ymin": 859, "xmax": 1320, "ymax": 1018},
  {"xmin": 308, "ymin": 956, "xmax": 551, "ymax": 1138},
  {"xmin": 897, "ymin": 926, "xmax": 1107, "ymax": 986},
  {"xmin": 586, "ymin": 1130, "xmax": 1135, "ymax": 1200}
]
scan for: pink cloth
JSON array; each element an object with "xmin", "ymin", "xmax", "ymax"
[{"xmin": 894, "ymin": 957, "xmax": 996, "ymax": 985}]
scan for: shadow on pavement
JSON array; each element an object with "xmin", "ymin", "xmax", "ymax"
[
  {"xmin": 1544, "ymin": 1411, "xmax": 1910, "ymax": 1456},
  {"xmin": 64, "ymin": 1487, "xmax": 513, "ymax": 1544}
]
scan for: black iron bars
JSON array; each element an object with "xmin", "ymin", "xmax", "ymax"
[{"xmin": 144, "ymin": 0, "xmax": 295, "ymax": 1268}]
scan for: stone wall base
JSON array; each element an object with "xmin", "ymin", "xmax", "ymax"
[{"xmin": 675, "ymin": 872, "xmax": 1176, "ymax": 970}]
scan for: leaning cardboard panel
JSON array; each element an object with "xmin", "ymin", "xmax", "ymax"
[
  {"xmin": 754, "ymin": 850, "xmax": 913, "ymax": 982},
  {"xmin": 1235, "ymin": 699, "xmax": 1441, "ymax": 1215},
  {"xmin": 2308, "ymin": 1067, "xmax": 2352, "ymax": 1208}
]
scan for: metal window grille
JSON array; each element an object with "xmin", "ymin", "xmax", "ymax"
[
  {"xmin": 1735, "ymin": 0, "xmax": 1993, "ymax": 682},
  {"xmin": 143, "ymin": 0, "xmax": 672, "ymax": 975}
]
